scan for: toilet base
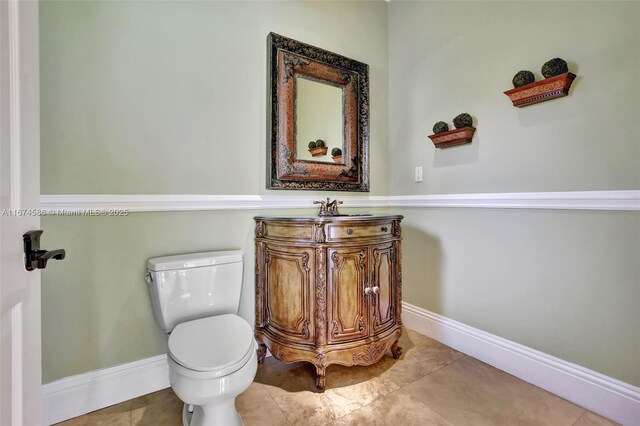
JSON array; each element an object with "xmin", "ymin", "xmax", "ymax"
[
  {"xmin": 182, "ymin": 400, "xmax": 243, "ymax": 426},
  {"xmin": 182, "ymin": 403, "xmax": 192, "ymax": 425}
]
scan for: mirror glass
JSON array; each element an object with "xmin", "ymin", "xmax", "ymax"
[
  {"xmin": 296, "ymin": 76, "xmax": 344, "ymax": 163},
  {"xmin": 268, "ymin": 32, "xmax": 369, "ymax": 192}
]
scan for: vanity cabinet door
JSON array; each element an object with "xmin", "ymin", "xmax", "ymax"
[
  {"xmin": 263, "ymin": 245, "xmax": 314, "ymax": 344},
  {"xmin": 327, "ymin": 247, "xmax": 369, "ymax": 344},
  {"xmin": 370, "ymin": 243, "xmax": 397, "ymax": 335},
  {"xmin": 255, "ymin": 215, "xmax": 404, "ymax": 390}
]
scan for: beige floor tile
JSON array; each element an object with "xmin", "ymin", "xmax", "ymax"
[
  {"xmin": 331, "ymin": 389, "xmax": 453, "ymax": 426},
  {"xmin": 404, "ymin": 356, "xmax": 584, "ymax": 426},
  {"xmin": 368, "ymin": 332, "xmax": 463, "ymax": 388},
  {"xmin": 324, "ymin": 362, "xmax": 381, "ymax": 388},
  {"xmin": 402, "ymin": 327, "xmax": 441, "ymax": 348},
  {"xmin": 255, "ymin": 358, "xmax": 342, "ymax": 425},
  {"xmin": 256, "ymin": 352, "xmax": 400, "ymax": 421},
  {"xmin": 573, "ymin": 411, "xmax": 620, "ymax": 426},
  {"xmin": 130, "ymin": 396, "xmax": 183, "ymax": 426},
  {"xmin": 53, "ymin": 328, "xmax": 618, "ymax": 426},
  {"xmin": 269, "ymin": 390, "xmax": 340, "ymax": 426},
  {"xmin": 236, "ymin": 382, "xmax": 290, "ymax": 426},
  {"xmin": 253, "ymin": 328, "xmax": 462, "ymax": 423},
  {"xmin": 324, "ymin": 376, "xmax": 398, "ymax": 418},
  {"xmin": 130, "ymin": 387, "xmax": 180, "ymax": 410},
  {"xmin": 255, "ymin": 357, "xmax": 319, "ymax": 393},
  {"xmin": 55, "ymin": 401, "xmax": 131, "ymax": 426}
]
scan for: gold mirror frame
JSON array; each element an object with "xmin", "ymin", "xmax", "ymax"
[{"xmin": 267, "ymin": 33, "xmax": 370, "ymax": 192}]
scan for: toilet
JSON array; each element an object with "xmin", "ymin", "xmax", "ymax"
[{"xmin": 146, "ymin": 250, "xmax": 257, "ymax": 426}]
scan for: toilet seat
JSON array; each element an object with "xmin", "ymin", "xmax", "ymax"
[{"xmin": 168, "ymin": 314, "xmax": 254, "ymax": 377}]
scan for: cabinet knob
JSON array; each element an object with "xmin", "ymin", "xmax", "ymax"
[
  {"xmin": 347, "ymin": 229, "xmax": 353, "ymax": 235},
  {"xmin": 364, "ymin": 287, "xmax": 372, "ymax": 295},
  {"xmin": 381, "ymin": 226, "xmax": 388, "ymax": 232},
  {"xmin": 372, "ymin": 286, "xmax": 380, "ymax": 295}
]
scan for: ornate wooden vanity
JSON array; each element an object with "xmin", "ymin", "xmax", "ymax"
[{"xmin": 254, "ymin": 213, "xmax": 403, "ymax": 390}]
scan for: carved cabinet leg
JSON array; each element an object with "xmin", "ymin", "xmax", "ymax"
[
  {"xmin": 257, "ymin": 343, "xmax": 267, "ymax": 364},
  {"xmin": 315, "ymin": 365, "xmax": 326, "ymax": 391},
  {"xmin": 391, "ymin": 340, "xmax": 403, "ymax": 359}
]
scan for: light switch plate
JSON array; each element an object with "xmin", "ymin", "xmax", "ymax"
[{"xmin": 415, "ymin": 166, "xmax": 423, "ymax": 182}]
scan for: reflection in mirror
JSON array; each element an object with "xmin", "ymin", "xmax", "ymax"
[
  {"xmin": 296, "ymin": 76, "xmax": 344, "ymax": 163},
  {"xmin": 268, "ymin": 32, "xmax": 369, "ymax": 192}
]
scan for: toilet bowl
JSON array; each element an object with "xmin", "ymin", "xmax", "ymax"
[
  {"xmin": 168, "ymin": 315, "xmax": 257, "ymax": 426},
  {"xmin": 146, "ymin": 251, "xmax": 256, "ymax": 426}
]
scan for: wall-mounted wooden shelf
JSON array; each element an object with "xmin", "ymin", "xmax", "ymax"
[
  {"xmin": 504, "ymin": 72, "xmax": 576, "ymax": 107},
  {"xmin": 428, "ymin": 126, "xmax": 476, "ymax": 149},
  {"xmin": 308, "ymin": 146, "xmax": 328, "ymax": 157}
]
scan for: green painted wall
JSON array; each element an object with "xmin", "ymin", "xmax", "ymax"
[
  {"xmin": 39, "ymin": 0, "xmax": 389, "ymax": 383},
  {"xmin": 40, "ymin": 0, "xmax": 640, "ymax": 388},
  {"xmin": 388, "ymin": 1, "xmax": 640, "ymax": 386},
  {"xmin": 388, "ymin": 1, "xmax": 640, "ymax": 194},
  {"xmin": 40, "ymin": 0, "xmax": 389, "ymax": 196},
  {"xmin": 401, "ymin": 208, "xmax": 640, "ymax": 386},
  {"xmin": 41, "ymin": 207, "xmax": 389, "ymax": 383}
]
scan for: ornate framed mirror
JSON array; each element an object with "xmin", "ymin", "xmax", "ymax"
[{"xmin": 267, "ymin": 33, "xmax": 369, "ymax": 191}]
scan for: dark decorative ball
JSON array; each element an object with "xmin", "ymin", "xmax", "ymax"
[
  {"xmin": 453, "ymin": 113, "xmax": 473, "ymax": 129},
  {"xmin": 512, "ymin": 70, "xmax": 535, "ymax": 88},
  {"xmin": 315, "ymin": 139, "xmax": 325, "ymax": 147},
  {"xmin": 541, "ymin": 58, "xmax": 568, "ymax": 78},
  {"xmin": 432, "ymin": 121, "xmax": 449, "ymax": 134},
  {"xmin": 331, "ymin": 147, "xmax": 342, "ymax": 156},
  {"xmin": 308, "ymin": 141, "xmax": 317, "ymax": 149}
]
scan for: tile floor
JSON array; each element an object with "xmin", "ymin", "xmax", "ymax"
[{"xmin": 57, "ymin": 328, "xmax": 618, "ymax": 426}]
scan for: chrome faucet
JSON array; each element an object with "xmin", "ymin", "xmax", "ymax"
[{"xmin": 314, "ymin": 198, "xmax": 343, "ymax": 217}]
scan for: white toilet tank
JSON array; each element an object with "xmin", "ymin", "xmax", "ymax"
[{"xmin": 146, "ymin": 250, "xmax": 244, "ymax": 332}]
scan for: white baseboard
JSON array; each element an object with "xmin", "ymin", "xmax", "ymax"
[
  {"xmin": 402, "ymin": 302, "xmax": 640, "ymax": 426},
  {"xmin": 41, "ymin": 355, "xmax": 169, "ymax": 425},
  {"xmin": 41, "ymin": 348, "xmax": 272, "ymax": 425},
  {"xmin": 42, "ymin": 308, "xmax": 640, "ymax": 425}
]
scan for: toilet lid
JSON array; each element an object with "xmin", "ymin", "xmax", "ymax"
[{"xmin": 168, "ymin": 314, "xmax": 254, "ymax": 375}]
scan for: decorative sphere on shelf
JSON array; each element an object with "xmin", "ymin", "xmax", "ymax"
[
  {"xmin": 453, "ymin": 113, "xmax": 473, "ymax": 129},
  {"xmin": 315, "ymin": 139, "xmax": 325, "ymax": 147},
  {"xmin": 432, "ymin": 121, "xmax": 449, "ymax": 134},
  {"xmin": 331, "ymin": 147, "xmax": 342, "ymax": 156},
  {"xmin": 308, "ymin": 141, "xmax": 317, "ymax": 149},
  {"xmin": 512, "ymin": 70, "xmax": 535, "ymax": 88},
  {"xmin": 541, "ymin": 58, "xmax": 568, "ymax": 78}
]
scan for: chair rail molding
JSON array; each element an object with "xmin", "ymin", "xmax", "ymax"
[
  {"xmin": 386, "ymin": 190, "xmax": 640, "ymax": 210},
  {"xmin": 40, "ymin": 190, "xmax": 640, "ymax": 213}
]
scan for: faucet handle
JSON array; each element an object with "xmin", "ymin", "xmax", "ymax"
[
  {"xmin": 313, "ymin": 199, "xmax": 326, "ymax": 215},
  {"xmin": 314, "ymin": 198, "xmax": 343, "ymax": 217}
]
